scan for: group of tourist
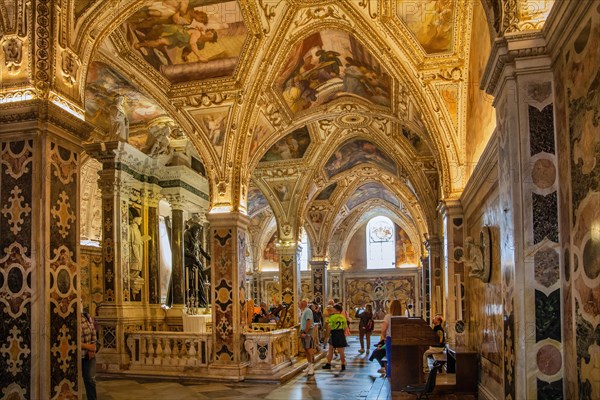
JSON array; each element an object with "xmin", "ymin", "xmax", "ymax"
[{"xmin": 298, "ymin": 298, "xmax": 446, "ymax": 379}]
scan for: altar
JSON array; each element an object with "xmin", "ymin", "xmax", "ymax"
[{"xmin": 182, "ymin": 313, "xmax": 212, "ymax": 333}]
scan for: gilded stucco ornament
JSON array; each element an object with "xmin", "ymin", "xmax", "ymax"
[
  {"xmin": 294, "ymin": 5, "xmax": 348, "ymax": 28},
  {"xmin": 2, "ymin": 36, "xmax": 23, "ymax": 73},
  {"xmin": 61, "ymin": 50, "xmax": 79, "ymax": 86}
]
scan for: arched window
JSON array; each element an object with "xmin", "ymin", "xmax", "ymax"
[
  {"xmin": 366, "ymin": 216, "xmax": 395, "ymax": 269},
  {"xmin": 299, "ymin": 230, "xmax": 309, "ymax": 271}
]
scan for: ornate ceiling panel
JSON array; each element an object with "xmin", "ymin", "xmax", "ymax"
[
  {"xmin": 121, "ymin": 0, "xmax": 249, "ymax": 83},
  {"xmin": 346, "ymin": 182, "xmax": 401, "ymax": 210},
  {"xmin": 259, "ymin": 125, "xmax": 311, "ymax": 162},
  {"xmin": 324, "ymin": 138, "xmax": 397, "ymax": 178},
  {"xmin": 85, "ymin": 61, "xmax": 168, "ymax": 133},
  {"xmin": 275, "ymin": 29, "xmax": 392, "ymax": 114},
  {"xmin": 395, "ymin": 0, "xmax": 457, "ymax": 54}
]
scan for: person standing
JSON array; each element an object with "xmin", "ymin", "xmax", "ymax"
[
  {"xmin": 299, "ymin": 299, "xmax": 315, "ymax": 376},
  {"xmin": 423, "ymin": 315, "xmax": 446, "ymax": 373},
  {"xmin": 81, "ymin": 309, "xmax": 97, "ymax": 400},
  {"xmin": 380, "ymin": 299, "xmax": 402, "ymax": 377},
  {"xmin": 322, "ymin": 304, "xmax": 349, "ymax": 371},
  {"xmin": 356, "ymin": 304, "xmax": 374, "ymax": 354}
]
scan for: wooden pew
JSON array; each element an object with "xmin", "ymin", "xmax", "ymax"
[
  {"xmin": 446, "ymin": 345, "xmax": 478, "ymax": 393},
  {"xmin": 390, "ymin": 317, "xmax": 438, "ymax": 391}
]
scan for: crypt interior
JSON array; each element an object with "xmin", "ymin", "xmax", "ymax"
[{"xmin": 0, "ymin": 0, "xmax": 599, "ymax": 399}]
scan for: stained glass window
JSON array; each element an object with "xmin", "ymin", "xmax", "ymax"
[{"xmin": 366, "ymin": 216, "xmax": 395, "ymax": 269}]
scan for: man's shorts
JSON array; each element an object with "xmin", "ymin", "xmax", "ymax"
[{"xmin": 301, "ymin": 333, "xmax": 314, "ymax": 349}]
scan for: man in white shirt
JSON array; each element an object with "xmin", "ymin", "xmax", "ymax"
[{"xmin": 299, "ymin": 299, "xmax": 315, "ymax": 376}]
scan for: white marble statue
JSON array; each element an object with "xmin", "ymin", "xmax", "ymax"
[{"xmin": 110, "ymin": 95, "xmax": 129, "ymax": 141}]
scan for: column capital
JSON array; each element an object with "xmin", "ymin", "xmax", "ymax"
[
  {"xmin": 482, "ymin": 32, "xmax": 552, "ymax": 98},
  {"xmin": 206, "ymin": 210, "xmax": 250, "ymax": 229},
  {"xmin": 437, "ymin": 199, "xmax": 463, "ymax": 218},
  {"xmin": 309, "ymin": 259, "xmax": 328, "ymax": 269}
]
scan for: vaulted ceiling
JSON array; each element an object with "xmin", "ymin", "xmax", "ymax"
[{"xmin": 72, "ymin": 0, "xmax": 512, "ymax": 265}]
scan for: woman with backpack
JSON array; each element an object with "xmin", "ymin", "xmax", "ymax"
[{"xmin": 356, "ymin": 304, "xmax": 374, "ymax": 354}]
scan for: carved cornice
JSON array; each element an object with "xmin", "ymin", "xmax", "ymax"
[
  {"xmin": 481, "ymin": 33, "xmax": 549, "ymax": 96},
  {"xmin": 0, "ymin": 99, "xmax": 93, "ymax": 141}
]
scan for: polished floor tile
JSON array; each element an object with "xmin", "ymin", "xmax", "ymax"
[{"xmin": 96, "ymin": 336, "xmax": 476, "ymax": 400}]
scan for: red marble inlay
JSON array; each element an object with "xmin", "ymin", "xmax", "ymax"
[{"xmin": 537, "ymin": 344, "xmax": 562, "ymax": 375}]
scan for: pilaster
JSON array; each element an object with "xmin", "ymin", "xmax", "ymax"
[
  {"xmin": 484, "ymin": 32, "xmax": 564, "ymax": 400},
  {"xmin": 309, "ymin": 259, "xmax": 328, "ymax": 306},
  {"xmin": 427, "ymin": 236, "xmax": 443, "ymax": 319},
  {"xmin": 277, "ymin": 242, "xmax": 300, "ymax": 327},
  {"xmin": 0, "ymin": 100, "xmax": 92, "ymax": 399},
  {"xmin": 205, "ymin": 211, "xmax": 250, "ymax": 369},
  {"xmin": 438, "ymin": 200, "xmax": 465, "ymax": 347}
]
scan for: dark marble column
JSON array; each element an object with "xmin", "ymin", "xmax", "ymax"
[
  {"xmin": 0, "ymin": 101, "xmax": 92, "ymax": 399},
  {"xmin": 146, "ymin": 195, "xmax": 161, "ymax": 304},
  {"xmin": 421, "ymin": 256, "xmax": 430, "ymax": 323},
  {"xmin": 171, "ymin": 207, "xmax": 185, "ymax": 306}
]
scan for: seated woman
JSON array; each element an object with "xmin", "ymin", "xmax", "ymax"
[{"xmin": 369, "ymin": 339, "xmax": 387, "ymax": 374}]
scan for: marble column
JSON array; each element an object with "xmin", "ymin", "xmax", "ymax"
[
  {"xmin": 439, "ymin": 200, "xmax": 465, "ymax": 346},
  {"xmin": 328, "ymin": 268, "xmax": 342, "ymax": 303},
  {"xmin": 309, "ymin": 260, "xmax": 328, "ymax": 306},
  {"xmin": 421, "ymin": 255, "xmax": 431, "ymax": 323},
  {"xmin": 146, "ymin": 193, "xmax": 161, "ymax": 305},
  {"xmin": 278, "ymin": 243, "xmax": 300, "ymax": 327},
  {"xmin": 171, "ymin": 207, "xmax": 185, "ymax": 306},
  {"xmin": 206, "ymin": 211, "xmax": 249, "ymax": 367},
  {"xmin": 484, "ymin": 33, "xmax": 565, "ymax": 399},
  {"xmin": 0, "ymin": 101, "xmax": 92, "ymax": 399},
  {"xmin": 427, "ymin": 236, "xmax": 443, "ymax": 319}
]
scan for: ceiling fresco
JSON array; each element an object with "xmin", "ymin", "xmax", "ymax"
[
  {"xmin": 396, "ymin": 0, "xmax": 455, "ymax": 53},
  {"xmin": 260, "ymin": 126, "xmax": 311, "ymax": 162},
  {"xmin": 123, "ymin": 0, "xmax": 248, "ymax": 83},
  {"xmin": 247, "ymin": 187, "xmax": 269, "ymax": 216},
  {"xmin": 316, "ymin": 182, "xmax": 337, "ymax": 201},
  {"xmin": 85, "ymin": 61, "xmax": 167, "ymax": 133},
  {"xmin": 249, "ymin": 113, "xmax": 275, "ymax": 160},
  {"xmin": 346, "ymin": 182, "xmax": 401, "ymax": 210},
  {"xmin": 277, "ymin": 30, "xmax": 392, "ymax": 113},
  {"xmin": 190, "ymin": 107, "xmax": 229, "ymax": 156},
  {"xmin": 324, "ymin": 139, "xmax": 397, "ymax": 178},
  {"xmin": 402, "ymin": 129, "xmax": 432, "ymax": 156}
]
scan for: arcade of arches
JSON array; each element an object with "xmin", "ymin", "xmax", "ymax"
[{"xmin": 0, "ymin": 0, "xmax": 599, "ymax": 399}]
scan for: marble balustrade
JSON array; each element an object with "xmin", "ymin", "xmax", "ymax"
[
  {"xmin": 244, "ymin": 327, "xmax": 299, "ymax": 378},
  {"xmin": 127, "ymin": 331, "xmax": 212, "ymax": 372}
]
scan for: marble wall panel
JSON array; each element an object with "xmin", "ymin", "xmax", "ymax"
[
  {"xmin": 48, "ymin": 142, "xmax": 79, "ymax": 398},
  {"xmin": 212, "ymin": 228, "xmax": 234, "ymax": 362},
  {"xmin": 80, "ymin": 246, "xmax": 103, "ymax": 316},
  {"xmin": 344, "ymin": 274, "xmax": 415, "ymax": 318},
  {"xmin": 561, "ymin": 5, "xmax": 600, "ymax": 399},
  {"xmin": 0, "ymin": 140, "xmax": 33, "ymax": 399}
]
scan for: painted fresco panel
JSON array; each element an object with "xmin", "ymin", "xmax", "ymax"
[
  {"xmin": 86, "ymin": 62, "xmax": 167, "ymax": 132},
  {"xmin": 247, "ymin": 187, "xmax": 269, "ymax": 216},
  {"xmin": 396, "ymin": 0, "xmax": 455, "ymax": 53},
  {"xmin": 324, "ymin": 139, "xmax": 397, "ymax": 177},
  {"xmin": 190, "ymin": 107, "xmax": 229, "ymax": 157},
  {"xmin": 346, "ymin": 182, "xmax": 400, "ymax": 209},
  {"xmin": 260, "ymin": 126, "xmax": 311, "ymax": 162},
  {"xmin": 249, "ymin": 113, "xmax": 274, "ymax": 160},
  {"xmin": 315, "ymin": 182, "xmax": 337, "ymax": 200},
  {"xmin": 277, "ymin": 30, "xmax": 391, "ymax": 113},
  {"xmin": 124, "ymin": 0, "xmax": 247, "ymax": 83}
]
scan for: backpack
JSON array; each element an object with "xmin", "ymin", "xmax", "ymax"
[{"xmin": 365, "ymin": 319, "xmax": 374, "ymax": 332}]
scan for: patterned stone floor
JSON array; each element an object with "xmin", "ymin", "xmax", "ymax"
[{"xmin": 97, "ymin": 336, "xmax": 476, "ymax": 400}]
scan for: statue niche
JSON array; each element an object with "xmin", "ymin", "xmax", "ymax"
[{"xmin": 184, "ymin": 222, "xmax": 211, "ymax": 311}]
